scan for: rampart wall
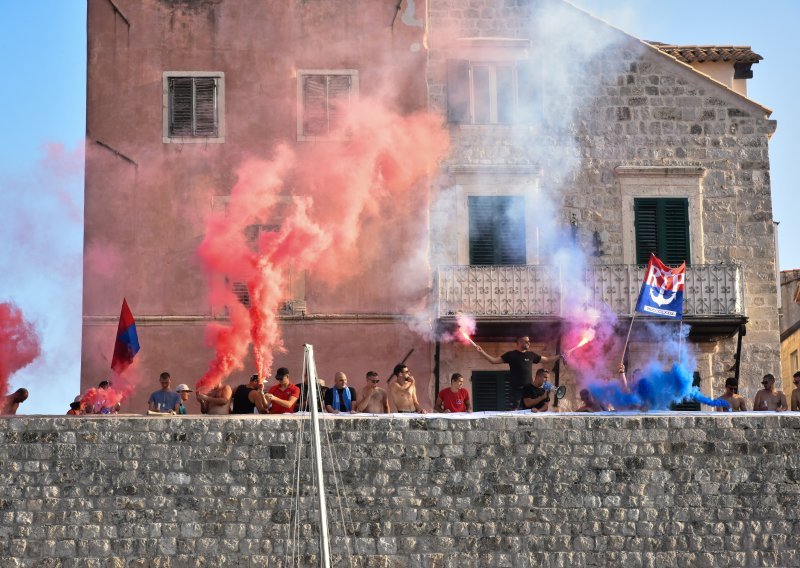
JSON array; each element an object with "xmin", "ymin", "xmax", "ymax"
[{"xmin": 1, "ymin": 414, "xmax": 798, "ymax": 567}]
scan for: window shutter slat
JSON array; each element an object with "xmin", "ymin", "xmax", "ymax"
[{"xmin": 446, "ymin": 59, "xmax": 470, "ymax": 124}]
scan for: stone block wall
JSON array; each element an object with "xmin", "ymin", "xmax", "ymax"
[{"xmin": 1, "ymin": 415, "xmax": 798, "ymax": 567}]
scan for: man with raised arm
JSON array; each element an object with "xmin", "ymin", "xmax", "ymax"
[
  {"xmin": 387, "ymin": 363, "xmax": 427, "ymax": 413},
  {"xmin": 355, "ymin": 371, "xmax": 390, "ymax": 414},
  {"xmin": 474, "ymin": 336, "xmax": 561, "ymax": 410}
]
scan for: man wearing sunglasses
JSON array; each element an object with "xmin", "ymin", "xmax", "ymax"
[
  {"xmin": 791, "ymin": 371, "xmax": 800, "ymax": 411},
  {"xmin": 355, "ymin": 371, "xmax": 390, "ymax": 414},
  {"xmin": 753, "ymin": 374, "xmax": 787, "ymax": 412}
]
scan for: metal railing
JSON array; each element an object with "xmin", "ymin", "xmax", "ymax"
[{"xmin": 437, "ymin": 263, "xmax": 744, "ymax": 318}]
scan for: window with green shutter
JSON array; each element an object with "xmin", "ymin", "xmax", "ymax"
[
  {"xmin": 471, "ymin": 371, "xmax": 513, "ymax": 411},
  {"xmin": 634, "ymin": 198, "xmax": 690, "ymax": 266},
  {"xmin": 468, "ymin": 196, "xmax": 526, "ymax": 265}
]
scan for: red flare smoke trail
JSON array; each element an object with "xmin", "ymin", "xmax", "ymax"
[
  {"xmin": 196, "ymin": 100, "xmax": 449, "ymax": 393},
  {"xmin": 0, "ymin": 302, "xmax": 40, "ymax": 412}
]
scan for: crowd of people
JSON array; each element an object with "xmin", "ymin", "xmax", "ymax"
[{"xmin": 4, "ymin": 335, "xmax": 799, "ymax": 415}]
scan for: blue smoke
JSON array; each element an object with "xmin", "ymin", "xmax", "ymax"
[{"xmin": 588, "ymin": 363, "xmax": 730, "ymax": 411}]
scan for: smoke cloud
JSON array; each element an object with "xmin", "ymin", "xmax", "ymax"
[
  {"xmin": 195, "ymin": 99, "xmax": 449, "ymax": 392},
  {"xmin": 0, "ymin": 302, "xmax": 41, "ymax": 412}
]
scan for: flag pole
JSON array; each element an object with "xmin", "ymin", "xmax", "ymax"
[{"xmin": 620, "ymin": 312, "xmax": 636, "ymax": 369}]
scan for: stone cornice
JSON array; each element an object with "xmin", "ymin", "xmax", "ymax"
[{"xmin": 615, "ymin": 166, "xmax": 705, "ymax": 178}]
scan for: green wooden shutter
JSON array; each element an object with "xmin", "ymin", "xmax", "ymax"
[
  {"xmin": 634, "ymin": 198, "xmax": 690, "ymax": 266},
  {"xmin": 447, "ymin": 59, "xmax": 470, "ymax": 124},
  {"xmin": 662, "ymin": 199, "xmax": 690, "ymax": 266},
  {"xmin": 469, "ymin": 196, "xmax": 526, "ymax": 265},
  {"xmin": 471, "ymin": 371, "xmax": 512, "ymax": 411}
]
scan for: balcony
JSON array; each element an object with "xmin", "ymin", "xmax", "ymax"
[{"xmin": 436, "ymin": 263, "xmax": 745, "ymax": 322}]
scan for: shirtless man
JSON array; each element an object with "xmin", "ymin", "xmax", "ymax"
[
  {"xmin": 791, "ymin": 371, "xmax": 800, "ymax": 411},
  {"xmin": 2, "ymin": 388, "xmax": 28, "ymax": 415},
  {"xmin": 387, "ymin": 364, "xmax": 427, "ymax": 413},
  {"xmin": 355, "ymin": 371, "xmax": 390, "ymax": 414},
  {"xmin": 196, "ymin": 382, "xmax": 233, "ymax": 415},
  {"xmin": 716, "ymin": 377, "xmax": 747, "ymax": 412},
  {"xmin": 753, "ymin": 374, "xmax": 787, "ymax": 412}
]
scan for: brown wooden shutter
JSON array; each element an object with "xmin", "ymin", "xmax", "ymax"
[
  {"xmin": 169, "ymin": 77, "xmax": 194, "ymax": 136},
  {"xmin": 193, "ymin": 78, "xmax": 218, "ymax": 136},
  {"xmin": 446, "ymin": 59, "xmax": 470, "ymax": 124},
  {"xmin": 326, "ymin": 74, "xmax": 352, "ymax": 133},
  {"xmin": 302, "ymin": 75, "xmax": 328, "ymax": 136}
]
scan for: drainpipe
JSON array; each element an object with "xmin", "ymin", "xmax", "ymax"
[
  {"xmin": 734, "ymin": 324, "xmax": 746, "ymax": 386},
  {"xmin": 434, "ymin": 339, "xmax": 441, "ymax": 397},
  {"xmin": 552, "ymin": 335, "xmax": 562, "ymax": 408}
]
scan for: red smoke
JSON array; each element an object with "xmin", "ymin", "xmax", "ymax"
[
  {"xmin": 196, "ymin": 99, "xmax": 449, "ymax": 392},
  {"xmin": 0, "ymin": 302, "xmax": 41, "ymax": 411}
]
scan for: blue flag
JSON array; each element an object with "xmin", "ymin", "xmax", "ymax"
[{"xmin": 635, "ymin": 254, "xmax": 685, "ymax": 319}]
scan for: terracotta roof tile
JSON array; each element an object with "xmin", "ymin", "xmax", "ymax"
[{"xmin": 647, "ymin": 42, "xmax": 763, "ymax": 64}]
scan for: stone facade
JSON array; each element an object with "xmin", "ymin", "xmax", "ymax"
[
  {"xmin": 1, "ymin": 415, "xmax": 798, "ymax": 566},
  {"xmin": 427, "ymin": 0, "xmax": 779, "ymax": 403}
]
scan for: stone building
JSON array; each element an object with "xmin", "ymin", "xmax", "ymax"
[
  {"xmin": 82, "ymin": 0, "xmax": 779, "ymax": 411},
  {"xmin": 779, "ymin": 269, "xmax": 800, "ymax": 388}
]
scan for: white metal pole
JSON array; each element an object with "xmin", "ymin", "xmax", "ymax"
[{"xmin": 304, "ymin": 344, "xmax": 331, "ymax": 568}]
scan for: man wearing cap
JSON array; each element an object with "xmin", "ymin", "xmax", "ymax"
[
  {"xmin": 147, "ymin": 372, "xmax": 181, "ymax": 413},
  {"xmin": 753, "ymin": 374, "xmax": 787, "ymax": 412},
  {"xmin": 266, "ymin": 368, "xmax": 300, "ymax": 414},
  {"xmin": 716, "ymin": 378, "xmax": 747, "ymax": 412},
  {"xmin": 175, "ymin": 384, "xmax": 193, "ymax": 415},
  {"xmin": 232, "ymin": 374, "xmax": 270, "ymax": 414}
]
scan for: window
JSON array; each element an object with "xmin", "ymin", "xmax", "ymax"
[
  {"xmin": 791, "ymin": 350, "xmax": 799, "ymax": 373},
  {"xmin": 634, "ymin": 198, "xmax": 690, "ymax": 266},
  {"xmin": 447, "ymin": 60, "xmax": 538, "ymax": 124},
  {"xmin": 468, "ymin": 196, "xmax": 526, "ymax": 265},
  {"xmin": 162, "ymin": 72, "xmax": 225, "ymax": 143},
  {"xmin": 297, "ymin": 70, "xmax": 358, "ymax": 140},
  {"xmin": 471, "ymin": 371, "xmax": 513, "ymax": 411}
]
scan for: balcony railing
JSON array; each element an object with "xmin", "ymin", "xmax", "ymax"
[{"xmin": 436, "ymin": 263, "xmax": 744, "ymax": 318}]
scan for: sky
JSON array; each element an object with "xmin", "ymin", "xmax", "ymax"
[{"xmin": 0, "ymin": 0, "xmax": 797, "ymax": 414}]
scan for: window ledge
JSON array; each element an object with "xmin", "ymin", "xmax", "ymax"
[{"xmin": 163, "ymin": 136, "xmax": 225, "ymax": 144}]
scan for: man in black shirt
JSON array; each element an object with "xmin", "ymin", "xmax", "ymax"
[
  {"xmin": 475, "ymin": 336, "xmax": 561, "ymax": 409},
  {"xmin": 231, "ymin": 374, "xmax": 269, "ymax": 414},
  {"xmin": 520, "ymin": 368, "xmax": 551, "ymax": 412},
  {"xmin": 324, "ymin": 372, "xmax": 358, "ymax": 414}
]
